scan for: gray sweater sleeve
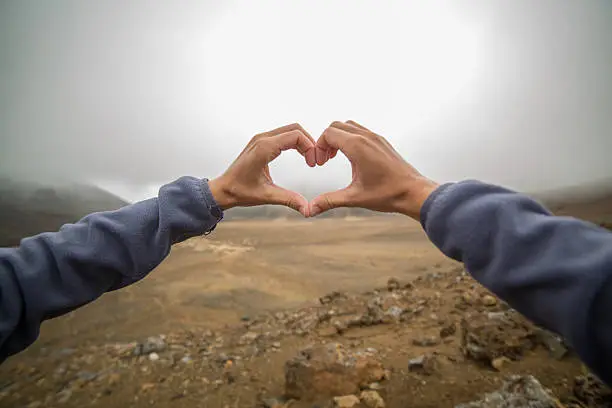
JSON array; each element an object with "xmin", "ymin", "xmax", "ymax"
[
  {"xmin": 420, "ymin": 180, "xmax": 612, "ymax": 384},
  {"xmin": 0, "ymin": 176, "xmax": 223, "ymax": 362}
]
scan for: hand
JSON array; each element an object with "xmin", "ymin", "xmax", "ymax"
[
  {"xmin": 310, "ymin": 121, "xmax": 439, "ymax": 220},
  {"xmin": 209, "ymin": 123, "xmax": 316, "ymax": 217}
]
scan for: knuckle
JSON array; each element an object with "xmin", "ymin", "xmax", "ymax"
[
  {"xmin": 363, "ymin": 131, "xmax": 378, "ymax": 140},
  {"xmin": 348, "ymin": 134, "xmax": 369, "ymax": 147},
  {"xmin": 251, "ymin": 133, "xmax": 267, "ymax": 143},
  {"xmin": 286, "ymin": 128, "xmax": 301, "ymax": 137},
  {"xmin": 286, "ymin": 198, "xmax": 297, "ymax": 209},
  {"xmin": 376, "ymin": 134, "xmax": 388, "ymax": 143},
  {"xmin": 252, "ymin": 138, "xmax": 272, "ymax": 152}
]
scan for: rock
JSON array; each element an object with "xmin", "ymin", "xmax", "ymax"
[
  {"xmin": 333, "ymin": 320, "xmax": 348, "ymax": 334},
  {"xmin": 534, "ymin": 328, "xmax": 568, "ymax": 360},
  {"xmin": 241, "ymin": 315, "xmax": 251, "ymax": 322},
  {"xmin": 360, "ymin": 390, "xmax": 385, "ymax": 408},
  {"xmin": 412, "ymin": 336, "xmax": 440, "ymax": 347},
  {"xmin": 386, "ymin": 278, "xmax": 400, "ymax": 291},
  {"xmin": 27, "ymin": 401, "xmax": 42, "ymax": 408},
  {"xmin": 140, "ymin": 383, "xmax": 156, "ymax": 392},
  {"xmin": 107, "ymin": 373, "xmax": 121, "ymax": 386},
  {"xmin": 56, "ymin": 389, "xmax": 72, "ymax": 404},
  {"xmin": 240, "ymin": 331, "xmax": 260, "ymax": 345},
  {"xmin": 460, "ymin": 314, "xmax": 535, "ymax": 364},
  {"xmin": 333, "ymin": 395, "xmax": 361, "ymax": 407},
  {"xmin": 261, "ymin": 396, "xmax": 292, "ymax": 408},
  {"xmin": 384, "ymin": 306, "xmax": 404, "ymax": 321},
  {"xmin": 223, "ymin": 359, "xmax": 237, "ymax": 384},
  {"xmin": 487, "ymin": 312, "xmax": 509, "ymax": 321},
  {"xmin": 491, "ymin": 356, "xmax": 511, "ymax": 371},
  {"xmin": 440, "ymin": 322, "xmax": 457, "ymax": 338},
  {"xmin": 148, "ymin": 352, "xmax": 160, "ymax": 361},
  {"xmin": 461, "ymin": 292, "xmax": 475, "ymax": 305},
  {"xmin": 285, "ymin": 343, "xmax": 385, "ymax": 400},
  {"xmin": 216, "ymin": 353, "xmax": 231, "ymax": 365},
  {"xmin": 407, "ymin": 354, "xmax": 437, "ymax": 376},
  {"xmin": 573, "ymin": 373, "xmax": 612, "ymax": 406},
  {"xmin": 320, "ymin": 291, "xmax": 346, "ymax": 305},
  {"xmin": 181, "ymin": 356, "xmax": 193, "ymax": 364},
  {"xmin": 77, "ymin": 371, "xmax": 98, "ymax": 382},
  {"xmin": 135, "ymin": 336, "xmax": 166, "ymax": 356},
  {"xmin": 481, "ymin": 295, "xmax": 498, "ymax": 307},
  {"xmin": 318, "ymin": 326, "xmax": 339, "ymax": 337},
  {"xmin": 455, "ymin": 375, "xmax": 561, "ymax": 407}
]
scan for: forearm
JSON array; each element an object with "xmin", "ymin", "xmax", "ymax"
[
  {"xmin": 0, "ymin": 176, "xmax": 222, "ymax": 361},
  {"xmin": 421, "ymin": 181, "xmax": 612, "ymax": 383}
]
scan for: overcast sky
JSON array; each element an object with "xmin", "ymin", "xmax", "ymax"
[{"xmin": 1, "ymin": 1, "xmax": 612, "ymax": 201}]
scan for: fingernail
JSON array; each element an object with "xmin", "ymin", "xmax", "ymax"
[{"xmin": 310, "ymin": 204, "xmax": 321, "ymax": 217}]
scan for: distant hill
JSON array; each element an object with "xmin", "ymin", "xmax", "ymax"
[
  {"xmin": 531, "ymin": 178, "xmax": 612, "ymax": 224},
  {"xmin": 223, "ymin": 205, "xmax": 381, "ymax": 221},
  {"xmin": 0, "ymin": 178, "xmax": 128, "ymax": 246},
  {"xmin": 222, "ymin": 184, "xmax": 384, "ymax": 220}
]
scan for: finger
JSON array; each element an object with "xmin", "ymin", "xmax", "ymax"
[
  {"xmin": 330, "ymin": 120, "xmax": 370, "ymax": 136},
  {"xmin": 264, "ymin": 184, "xmax": 309, "ymax": 217},
  {"xmin": 316, "ymin": 126, "xmax": 357, "ymax": 166},
  {"xmin": 346, "ymin": 120, "xmax": 372, "ymax": 132},
  {"xmin": 270, "ymin": 129, "xmax": 316, "ymax": 167},
  {"xmin": 316, "ymin": 147, "xmax": 337, "ymax": 164},
  {"xmin": 315, "ymin": 146, "xmax": 328, "ymax": 166},
  {"xmin": 264, "ymin": 123, "xmax": 316, "ymax": 146},
  {"xmin": 345, "ymin": 120, "xmax": 395, "ymax": 152},
  {"xmin": 309, "ymin": 186, "xmax": 355, "ymax": 217}
]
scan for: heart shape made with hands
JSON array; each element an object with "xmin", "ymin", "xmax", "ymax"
[{"xmin": 210, "ymin": 121, "xmax": 435, "ymax": 221}]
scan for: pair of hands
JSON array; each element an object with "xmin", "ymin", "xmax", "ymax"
[{"xmin": 208, "ymin": 121, "xmax": 439, "ymax": 221}]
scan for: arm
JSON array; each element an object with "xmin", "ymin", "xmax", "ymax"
[
  {"xmin": 0, "ymin": 176, "xmax": 223, "ymax": 361},
  {"xmin": 420, "ymin": 181, "xmax": 612, "ymax": 384},
  {"xmin": 310, "ymin": 120, "xmax": 612, "ymax": 383},
  {"xmin": 0, "ymin": 123, "xmax": 317, "ymax": 362}
]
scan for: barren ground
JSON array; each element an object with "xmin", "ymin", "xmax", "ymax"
[{"xmin": 0, "ymin": 216, "xmax": 606, "ymax": 407}]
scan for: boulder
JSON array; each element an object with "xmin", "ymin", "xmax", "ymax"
[
  {"xmin": 461, "ymin": 313, "xmax": 535, "ymax": 364},
  {"xmin": 386, "ymin": 278, "xmax": 400, "ymax": 291},
  {"xmin": 333, "ymin": 395, "xmax": 361, "ymax": 407},
  {"xmin": 285, "ymin": 343, "xmax": 385, "ymax": 400},
  {"xmin": 360, "ymin": 390, "xmax": 385, "ymax": 408},
  {"xmin": 455, "ymin": 376, "xmax": 561, "ymax": 408},
  {"xmin": 407, "ymin": 354, "xmax": 438, "ymax": 376}
]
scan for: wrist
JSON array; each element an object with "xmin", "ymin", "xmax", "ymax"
[
  {"xmin": 207, "ymin": 177, "xmax": 236, "ymax": 210},
  {"xmin": 397, "ymin": 177, "xmax": 439, "ymax": 220}
]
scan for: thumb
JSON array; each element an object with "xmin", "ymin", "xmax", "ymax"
[
  {"xmin": 264, "ymin": 185, "xmax": 309, "ymax": 217},
  {"xmin": 310, "ymin": 187, "xmax": 354, "ymax": 217}
]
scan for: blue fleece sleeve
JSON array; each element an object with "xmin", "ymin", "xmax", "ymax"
[
  {"xmin": 421, "ymin": 180, "xmax": 612, "ymax": 384},
  {"xmin": 0, "ymin": 176, "xmax": 223, "ymax": 362}
]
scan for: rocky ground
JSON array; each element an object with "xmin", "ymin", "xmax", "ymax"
[{"xmin": 1, "ymin": 266, "xmax": 610, "ymax": 408}]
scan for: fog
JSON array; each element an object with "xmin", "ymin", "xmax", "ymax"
[{"xmin": 1, "ymin": 1, "xmax": 611, "ymax": 202}]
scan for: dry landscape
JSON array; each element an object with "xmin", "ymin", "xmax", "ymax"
[{"xmin": 0, "ymin": 215, "xmax": 611, "ymax": 407}]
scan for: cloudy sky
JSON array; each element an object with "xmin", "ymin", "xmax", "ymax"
[{"xmin": 1, "ymin": 1, "xmax": 611, "ymax": 201}]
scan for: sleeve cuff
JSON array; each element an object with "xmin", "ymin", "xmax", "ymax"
[
  {"xmin": 420, "ymin": 182, "xmax": 454, "ymax": 230},
  {"xmin": 200, "ymin": 179, "xmax": 224, "ymax": 234}
]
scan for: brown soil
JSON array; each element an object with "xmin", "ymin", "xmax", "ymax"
[{"xmin": 0, "ymin": 217, "xmax": 607, "ymax": 407}]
